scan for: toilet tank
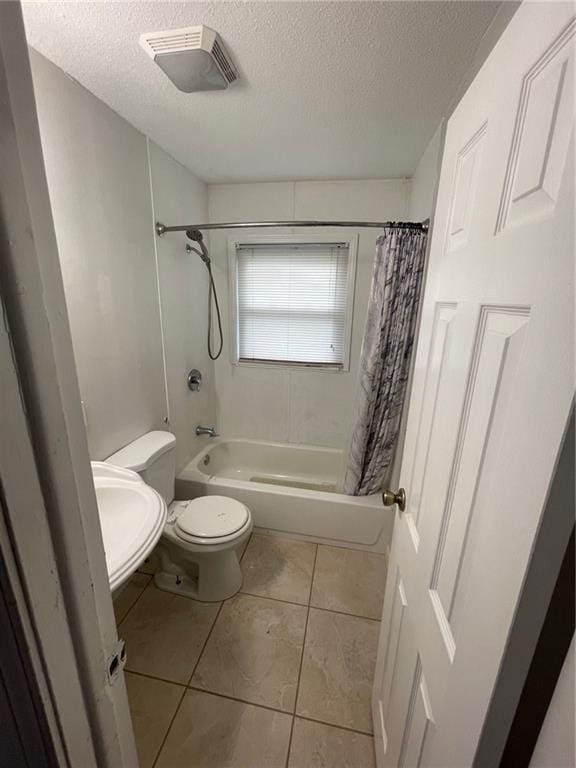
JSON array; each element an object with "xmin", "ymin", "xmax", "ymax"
[{"xmin": 106, "ymin": 431, "xmax": 177, "ymax": 505}]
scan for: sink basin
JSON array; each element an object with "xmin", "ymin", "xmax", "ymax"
[{"xmin": 91, "ymin": 462, "xmax": 167, "ymax": 592}]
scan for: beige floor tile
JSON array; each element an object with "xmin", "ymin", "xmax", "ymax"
[
  {"xmin": 125, "ymin": 672, "xmax": 184, "ymax": 768},
  {"xmin": 120, "ymin": 582, "xmax": 220, "ymax": 683},
  {"xmin": 156, "ymin": 689, "xmax": 292, "ymax": 768},
  {"xmin": 241, "ymin": 534, "xmax": 316, "ymax": 604},
  {"xmin": 311, "ymin": 546, "xmax": 387, "ymax": 619},
  {"xmin": 296, "ymin": 609, "xmax": 379, "ymax": 733},
  {"xmin": 191, "ymin": 593, "xmax": 307, "ymax": 711},
  {"xmin": 288, "ymin": 718, "xmax": 376, "ymax": 768},
  {"xmin": 113, "ymin": 573, "xmax": 151, "ymax": 624}
]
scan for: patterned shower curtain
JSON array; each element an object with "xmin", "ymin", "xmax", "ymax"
[{"xmin": 344, "ymin": 226, "xmax": 428, "ymax": 496}]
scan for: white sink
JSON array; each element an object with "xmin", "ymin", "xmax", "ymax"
[{"xmin": 91, "ymin": 462, "xmax": 167, "ymax": 592}]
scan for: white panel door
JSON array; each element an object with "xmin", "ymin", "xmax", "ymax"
[{"xmin": 372, "ymin": 3, "xmax": 575, "ymax": 766}]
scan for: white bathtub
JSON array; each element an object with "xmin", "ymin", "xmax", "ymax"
[{"xmin": 176, "ymin": 438, "xmax": 392, "ymax": 552}]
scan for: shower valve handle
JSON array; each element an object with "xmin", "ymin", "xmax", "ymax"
[
  {"xmin": 187, "ymin": 369, "xmax": 202, "ymax": 391},
  {"xmin": 382, "ymin": 488, "xmax": 406, "ymax": 512}
]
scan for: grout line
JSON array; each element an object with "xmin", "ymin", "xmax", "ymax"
[
  {"xmin": 308, "ymin": 604, "xmax": 381, "ymax": 624},
  {"xmin": 238, "ymin": 532, "xmax": 253, "ymax": 564},
  {"xmin": 130, "ymin": 535, "xmax": 384, "ymax": 615},
  {"xmin": 128, "ymin": 568, "xmax": 372, "ymax": 620},
  {"xmin": 306, "ymin": 548, "xmax": 315, "ymax": 606},
  {"xmin": 309, "ymin": 543, "xmax": 319, "ymax": 609},
  {"xmin": 116, "ymin": 575, "xmax": 152, "ymax": 628},
  {"xmin": 185, "ymin": 684, "xmax": 374, "ymax": 738},
  {"xmin": 123, "ymin": 539, "xmax": 248, "ymax": 670},
  {"xmin": 238, "ymin": 589, "xmax": 309, "ymax": 609},
  {"xmin": 285, "ymin": 542, "xmax": 319, "ymax": 767},
  {"xmin": 151, "ymin": 685, "xmax": 188, "ymax": 768},
  {"xmin": 126, "ymin": 538, "xmax": 380, "ymax": 765},
  {"xmin": 127, "ymin": 672, "xmax": 375, "ymax": 740},
  {"xmin": 294, "ymin": 714, "xmax": 374, "ymax": 738},
  {"xmin": 236, "ymin": 588, "xmax": 380, "ymax": 623},
  {"xmin": 124, "ymin": 668, "xmax": 186, "ymax": 688},
  {"xmin": 148, "ymin": 591, "xmax": 227, "ymax": 766},
  {"xmin": 186, "ymin": 599, "xmax": 225, "ymax": 687},
  {"xmin": 251, "ymin": 531, "xmax": 388, "ymax": 560},
  {"xmin": 187, "ymin": 684, "xmax": 294, "ymax": 717}
]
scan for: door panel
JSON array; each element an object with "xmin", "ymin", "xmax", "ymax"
[
  {"xmin": 428, "ymin": 307, "xmax": 530, "ymax": 640},
  {"xmin": 496, "ymin": 19, "xmax": 575, "ymax": 231},
  {"xmin": 406, "ymin": 302, "xmax": 457, "ymax": 543},
  {"xmin": 379, "ymin": 569, "xmax": 408, "ymax": 725},
  {"xmin": 446, "ymin": 123, "xmax": 487, "ymax": 252},
  {"xmin": 381, "ymin": 578, "xmax": 419, "ymax": 767},
  {"xmin": 373, "ymin": 4, "xmax": 575, "ymax": 766},
  {"xmin": 400, "ymin": 659, "xmax": 433, "ymax": 768}
]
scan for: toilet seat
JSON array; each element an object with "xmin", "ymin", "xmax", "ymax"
[{"xmin": 172, "ymin": 496, "xmax": 250, "ymax": 545}]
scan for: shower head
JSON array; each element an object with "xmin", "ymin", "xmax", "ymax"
[
  {"xmin": 139, "ymin": 25, "xmax": 237, "ymax": 93},
  {"xmin": 186, "ymin": 230, "xmax": 211, "ymax": 265}
]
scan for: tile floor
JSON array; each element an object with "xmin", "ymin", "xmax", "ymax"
[{"xmin": 115, "ymin": 533, "xmax": 387, "ymax": 768}]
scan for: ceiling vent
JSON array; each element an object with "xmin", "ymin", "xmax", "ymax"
[{"xmin": 139, "ymin": 25, "xmax": 238, "ymax": 92}]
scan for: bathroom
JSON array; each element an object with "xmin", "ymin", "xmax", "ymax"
[{"xmin": 1, "ymin": 2, "xmax": 574, "ymax": 767}]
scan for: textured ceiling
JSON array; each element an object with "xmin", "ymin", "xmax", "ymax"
[{"xmin": 22, "ymin": 1, "xmax": 500, "ymax": 183}]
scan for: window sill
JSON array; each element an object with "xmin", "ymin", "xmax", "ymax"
[{"xmin": 232, "ymin": 360, "xmax": 350, "ymax": 374}]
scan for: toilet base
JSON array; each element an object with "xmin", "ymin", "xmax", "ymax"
[
  {"xmin": 154, "ymin": 569, "xmax": 202, "ymax": 600},
  {"xmin": 154, "ymin": 540, "xmax": 244, "ymax": 602}
]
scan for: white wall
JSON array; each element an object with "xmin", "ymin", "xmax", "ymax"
[
  {"xmin": 148, "ymin": 142, "xmax": 216, "ymax": 470},
  {"xmin": 30, "ymin": 50, "xmax": 212, "ymax": 467},
  {"xmin": 530, "ymin": 637, "xmax": 575, "ymax": 768},
  {"xmin": 30, "ymin": 50, "xmax": 165, "ymax": 460},
  {"xmin": 408, "ymin": 125, "xmax": 443, "ymax": 221},
  {"xmin": 30, "ymin": 44, "xmax": 438, "ymax": 466},
  {"xmin": 388, "ymin": 126, "xmax": 444, "ymax": 486},
  {"xmin": 208, "ymin": 179, "xmax": 410, "ymax": 449}
]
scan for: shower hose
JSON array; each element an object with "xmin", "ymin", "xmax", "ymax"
[{"xmin": 185, "ymin": 239, "xmax": 224, "ymax": 360}]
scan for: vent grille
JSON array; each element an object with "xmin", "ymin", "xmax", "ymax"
[
  {"xmin": 140, "ymin": 25, "xmax": 238, "ymax": 90},
  {"xmin": 211, "ymin": 38, "xmax": 237, "ymax": 83},
  {"xmin": 146, "ymin": 30, "xmax": 202, "ymax": 54}
]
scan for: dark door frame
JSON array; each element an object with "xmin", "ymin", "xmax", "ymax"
[
  {"xmin": 476, "ymin": 406, "xmax": 575, "ymax": 767},
  {"xmin": 0, "ymin": 489, "xmax": 57, "ymax": 768}
]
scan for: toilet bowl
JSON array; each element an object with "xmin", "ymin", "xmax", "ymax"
[
  {"xmin": 155, "ymin": 496, "xmax": 252, "ymax": 600},
  {"xmin": 106, "ymin": 431, "xmax": 252, "ymax": 601}
]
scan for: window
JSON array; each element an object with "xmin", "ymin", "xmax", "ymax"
[{"xmin": 230, "ymin": 236, "xmax": 356, "ymax": 369}]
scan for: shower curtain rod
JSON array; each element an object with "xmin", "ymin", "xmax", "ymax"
[{"xmin": 155, "ymin": 219, "xmax": 429, "ymax": 237}]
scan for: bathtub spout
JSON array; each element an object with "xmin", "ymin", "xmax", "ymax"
[{"xmin": 196, "ymin": 425, "xmax": 219, "ymax": 437}]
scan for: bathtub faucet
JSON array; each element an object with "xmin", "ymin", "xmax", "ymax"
[{"xmin": 196, "ymin": 425, "xmax": 219, "ymax": 437}]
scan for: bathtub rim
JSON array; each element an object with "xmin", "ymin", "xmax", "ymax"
[{"xmin": 178, "ymin": 436, "xmax": 382, "ymax": 510}]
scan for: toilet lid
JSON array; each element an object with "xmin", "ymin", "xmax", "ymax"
[{"xmin": 175, "ymin": 496, "xmax": 249, "ymax": 539}]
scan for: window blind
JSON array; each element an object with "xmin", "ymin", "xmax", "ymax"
[{"xmin": 236, "ymin": 242, "xmax": 351, "ymax": 367}]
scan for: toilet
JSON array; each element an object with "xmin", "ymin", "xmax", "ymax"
[{"xmin": 106, "ymin": 431, "xmax": 252, "ymax": 601}]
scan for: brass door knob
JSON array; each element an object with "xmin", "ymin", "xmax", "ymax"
[{"xmin": 382, "ymin": 488, "xmax": 406, "ymax": 512}]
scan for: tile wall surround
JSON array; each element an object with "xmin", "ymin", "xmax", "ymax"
[
  {"xmin": 148, "ymin": 143, "xmax": 217, "ymax": 470},
  {"xmin": 116, "ymin": 533, "xmax": 386, "ymax": 767},
  {"xmin": 208, "ymin": 179, "xmax": 411, "ymax": 450}
]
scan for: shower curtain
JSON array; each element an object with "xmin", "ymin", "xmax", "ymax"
[{"xmin": 344, "ymin": 226, "xmax": 428, "ymax": 496}]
